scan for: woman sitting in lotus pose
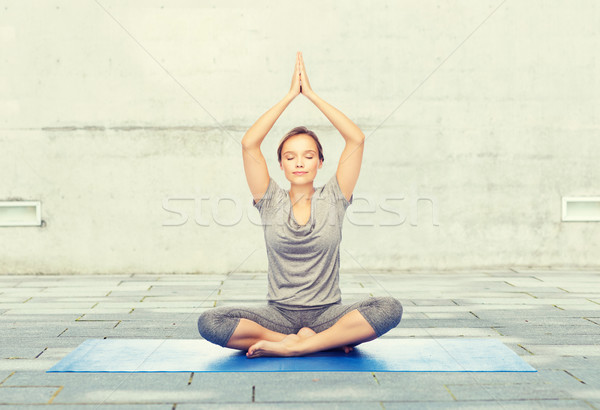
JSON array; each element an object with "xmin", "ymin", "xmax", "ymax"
[{"xmin": 198, "ymin": 51, "xmax": 402, "ymax": 358}]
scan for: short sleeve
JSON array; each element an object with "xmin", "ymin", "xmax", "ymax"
[
  {"xmin": 322, "ymin": 174, "xmax": 354, "ymax": 229},
  {"xmin": 252, "ymin": 177, "xmax": 286, "ymax": 214},
  {"xmin": 324, "ymin": 173, "xmax": 353, "ymax": 213}
]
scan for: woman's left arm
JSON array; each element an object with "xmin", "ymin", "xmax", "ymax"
[{"xmin": 299, "ymin": 52, "xmax": 365, "ymax": 203}]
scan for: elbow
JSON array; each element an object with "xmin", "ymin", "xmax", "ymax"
[
  {"xmin": 241, "ymin": 140, "xmax": 258, "ymax": 150},
  {"xmin": 347, "ymin": 134, "xmax": 365, "ymax": 145},
  {"xmin": 342, "ymin": 128, "xmax": 365, "ymax": 144}
]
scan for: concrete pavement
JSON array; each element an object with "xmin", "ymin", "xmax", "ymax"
[{"xmin": 1, "ymin": 269, "xmax": 599, "ymax": 408}]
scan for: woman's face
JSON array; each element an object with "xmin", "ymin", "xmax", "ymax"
[{"xmin": 279, "ymin": 134, "xmax": 323, "ymax": 183}]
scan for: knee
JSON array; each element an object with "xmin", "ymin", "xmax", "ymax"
[
  {"xmin": 197, "ymin": 310, "xmax": 213, "ymax": 339},
  {"xmin": 197, "ymin": 309, "xmax": 227, "ymax": 345},
  {"xmin": 378, "ymin": 296, "xmax": 403, "ymax": 327},
  {"xmin": 388, "ymin": 297, "xmax": 404, "ymax": 326},
  {"xmin": 358, "ymin": 296, "xmax": 403, "ymax": 337}
]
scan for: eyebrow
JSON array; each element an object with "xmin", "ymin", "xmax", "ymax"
[{"xmin": 283, "ymin": 150, "xmax": 317, "ymax": 155}]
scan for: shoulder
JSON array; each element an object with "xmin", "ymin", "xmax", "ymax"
[
  {"xmin": 320, "ymin": 174, "xmax": 353, "ymax": 208},
  {"xmin": 253, "ymin": 177, "xmax": 287, "ymax": 210}
]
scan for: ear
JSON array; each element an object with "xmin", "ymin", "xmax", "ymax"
[{"xmin": 318, "ymin": 159, "xmax": 323, "ymax": 169}]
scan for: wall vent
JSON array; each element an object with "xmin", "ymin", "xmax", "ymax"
[
  {"xmin": 562, "ymin": 197, "xmax": 600, "ymax": 222},
  {"xmin": 0, "ymin": 201, "xmax": 42, "ymax": 226}
]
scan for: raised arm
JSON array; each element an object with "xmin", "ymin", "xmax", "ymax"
[
  {"xmin": 298, "ymin": 52, "xmax": 365, "ymax": 203},
  {"xmin": 241, "ymin": 52, "xmax": 302, "ymax": 204}
]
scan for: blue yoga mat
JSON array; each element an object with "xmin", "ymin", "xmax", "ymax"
[{"xmin": 47, "ymin": 338, "xmax": 536, "ymax": 373}]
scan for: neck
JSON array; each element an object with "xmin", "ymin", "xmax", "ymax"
[{"xmin": 289, "ymin": 182, "xmax": 315, "ymax": 204}]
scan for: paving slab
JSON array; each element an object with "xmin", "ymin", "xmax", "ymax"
[
  {"xmin": 395, "ymin": 319, "xmax": 493, "ymax": 328},
  {"xmin": 422, "ymin": 311, "xmax": 481, "ymax": 319},
  {"xmin": 177, "ymin": 404, "xmax": 382, "ymax": 410},
  {"xmin": 522, "ymin": 345, "xmax": 600, "ymax": 356},
  {"xmin": 49, "ymin": 373, "xmax": 209, "ymax": 405},
  {"xmin": 569, "ymin": 389, "xmax": 600, "ymax": 401},
  {"xmin": 525, "ymin": 354, "xmax": 600, "ymax": 371},
  {"xmin": 0, "ymin": 372, "xmax": 14, "ymax": 386},
  {"xmin": 387, "ymin": 327, "xmax": 500, "ymax": 337},
  {"xmin": 382, "ymin": 399, "xmax": 593, "ymax": 409},
  {"xmin": 0, "ymin": 406, "xmax": 170, "ymax": 410},
  {"xmin": 0, "ymin": 289, "xmax": 47, "ymax": 296},
  {"xmin": 1, "ymin": 270, "xmax": 600, "ymax": 407},
  {"xmin": 252, "ymin": 371, "xmax": 455, "ymax": 403},
  {"xmin": 446, "ymin": 382, "xmax": 572, "ymax": 401},
  {"xmin": 0, "ymin": 386, "xmax": 61, "ymax": 405},
  {"xmin": 0, "ymin": 346, "xmax": 51, "ymax": 360},
  {"xmin": 491, "ymin": 324, "xmax": 600, "ymax": 336},
  {"xmin": 567, "ymin": 369, "xmax": 600, "ymax": 387},
  {"xmin": 0, "ymin": 358, "xmax": 61, "ymax": 372},
  {"xmin": 54, "ymin": 386, "xmax": 248, "ymax": 405},
  {"xmin": 72, "ymin": 313, "xmax": 190, "ymax": 321},
  {"xmin": 502, "ymin": 335, "xmax": 600, "ymax": 346},
  {"xmin": 1, "ymin": 309, "xmax": 93, "ymax": 316},
  {"xmin": 373, "ymin": 371, "xmax": 543, "ymax": 387}
]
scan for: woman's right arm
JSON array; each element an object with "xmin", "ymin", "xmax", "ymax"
[{"xmin": 242, "ymin": 52, "xmax": 301, "ymax": 203}]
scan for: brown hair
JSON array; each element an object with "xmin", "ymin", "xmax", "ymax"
[{"xmin": 277, "ymin": 126, "xmax": 324, "ymax": 164}]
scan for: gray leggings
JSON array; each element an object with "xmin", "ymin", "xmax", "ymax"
[{"xmin": 197, "ymin": 296, "xmax": 403, "ymax": 347}]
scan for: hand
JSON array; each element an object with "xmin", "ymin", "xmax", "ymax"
[
  {"xmin": 288, "ymin": 52, "xmax": 301, "ymax": 98},
  {"xmin": 298, "ymin": 52, "xmax": 314, "ymax": 97}
]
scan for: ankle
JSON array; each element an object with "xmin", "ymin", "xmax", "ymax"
[{"xmin": 288, "ymin": 338, "xmax": 310, "ymax": 356}]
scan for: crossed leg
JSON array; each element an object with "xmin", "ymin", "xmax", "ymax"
[
  {"xmin": 208, "ymin": 297, "xmax": 402, "ymax": 358},
  {"xmin": 224, "ymin": 319, "xmax": 318, "ymax": 348},
  {"xmin": 225, "ymin": 318, "xmax": 287, "ymax": 350},
  {"xmin": 246, "ymin": 309, "xmax": 377, "ymax": 358}
]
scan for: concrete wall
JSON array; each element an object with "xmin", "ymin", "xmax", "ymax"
[{"xmin": 1, "ymin": 0, "xmax": 599, "ymax": 274}]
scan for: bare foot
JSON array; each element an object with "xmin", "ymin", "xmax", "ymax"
[
  {"xmin": 246, "ymin": 328, "xmax": 354, "ymax": 358},
  {"xmin": 246, "ymin": 334, "xmax": 301, "ymax": 358},
  {"xmin": 296, "ymin": 327, "xmax": 353, "ymax": 354}
]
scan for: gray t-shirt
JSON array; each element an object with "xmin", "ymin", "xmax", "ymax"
[{"xmin": 253, "ymin": 174, "xmax": 353, "ymax": 309}]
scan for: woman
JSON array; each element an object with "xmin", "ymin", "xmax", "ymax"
[{"xmin": 198, "ymin": 51, "xmax": 402, "ymax": 358}]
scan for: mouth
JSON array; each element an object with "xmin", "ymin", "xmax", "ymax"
[{"xmin": 293, "ymin": 172, "xmax": 308, "ymax": 175}]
